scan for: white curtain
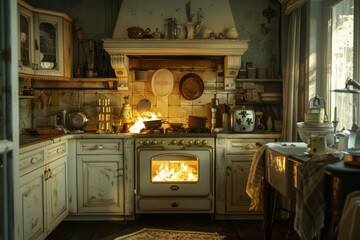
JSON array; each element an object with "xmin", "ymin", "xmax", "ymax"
[
  {"xmin": 281, "ymin": 8, "xmax": 303, "ymax": 142},
  {"xmin": 279, "ymin": 0, "xmax": 306, "ymax": 15}
]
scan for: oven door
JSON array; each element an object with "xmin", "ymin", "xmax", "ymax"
[{"xmin": 137, "ymin": 148, "xmax": 213, "ymax": 197}]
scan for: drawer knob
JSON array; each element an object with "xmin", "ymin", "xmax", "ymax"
[
  {"xmin": 171, "ymin": 202, "xmax": 179, "ymax": 208},
  {"xmin": 96, "ymin": 144, "xmax": 104, "ymax": 150},
  {"xmin": 30, "ymin": 157, "xmax": 39, "ymax": 164}
]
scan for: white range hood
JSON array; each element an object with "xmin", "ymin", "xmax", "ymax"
[{"xmin": 102, "ymin": 0, "xmax": 248, "ymax": 90}]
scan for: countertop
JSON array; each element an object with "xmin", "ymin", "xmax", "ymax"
[
  {"xmin": 20, "ymin": 131, "xmax": 282, "ymax": 152},
  {"xmin": 19, "ymin": 132, "xmax": 133, "ymax": 153}
]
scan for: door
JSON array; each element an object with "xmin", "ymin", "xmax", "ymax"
[
  {"xmin": 1, "ymin": 0, "xmax": 19, "ymax": 239},
  {"xmin": 226, "ymin": 154, "xmax": 262, "ymax": 213},
  {"xmin": 19, "ymin": 167, "xmax": 46, "ymax": 240},
  {"xmin": 137, "ymin": 149, "xmax": 213, "ymax": 196},
  {"xmin": 46, "ymin": 156, "xmax": 68, "ymax": 234},
  {"xmin": 18, "ymin": 3, "xmax": 34, "ymax": 74},
  {"xmin": 77, "ymin": 155, "xmax": 124, "ymax": 213},
  {"xmin": 33, "ymin": 13, "xmax": 64, "ymax": 76}
]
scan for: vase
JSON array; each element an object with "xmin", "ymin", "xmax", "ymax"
[{"xmin": 186, "ymin": 22, "xmax": 195, "ymax": 40}]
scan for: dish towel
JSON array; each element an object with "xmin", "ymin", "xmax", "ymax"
[
  {"xmin": 337, "ymin": 190, "xmax": 360, "ymax": 240},
  {"xmin": 246, "ymin": 144, "xmax": 267, "ymax": 211},
  {"xmin": 294, "ymin": 154, "xmax": 341, "ymax": 240}
]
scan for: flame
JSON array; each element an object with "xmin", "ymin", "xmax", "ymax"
[
  {"xmin": 129, "ymin": 112, "xmax": 159, "ymax": 133},
  {"xmin": 152, "ymin": 162, "xmax": 198, "ymax": 182}
]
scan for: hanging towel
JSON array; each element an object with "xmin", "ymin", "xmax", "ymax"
[
  {"xmin": 246, "ymin": 144, "xmax": 267, "ymax": 211},
  {"xmin": 294, "ymin": 154, "xmax": 341, "ymax": 240}
]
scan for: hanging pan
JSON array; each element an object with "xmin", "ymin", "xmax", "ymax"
[{"xmin": 179, "ymin": 73, "xmax": 204, "ymax": 100}]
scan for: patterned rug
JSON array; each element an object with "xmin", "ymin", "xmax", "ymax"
[{"xmin": 114, "ymin": 228, "xmax": 226, "ymax": 240}]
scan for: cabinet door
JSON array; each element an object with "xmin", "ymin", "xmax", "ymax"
[
  {"xmin": 33, "ymin": 13, "xmax": 64, "ymax": 76},
  {"xmin": 18, "ymin": 4, "xmax": 35, "ymax": 75},
  {"xmin": 19, "ymin": 167, "xmax": 46, "ymax": 240},
  {"xmin": 46, "ymin": 156, "xmax": 68, "ymax": 234},
  {"xmin": 77, "ymin": 155, "xmax": 124, "ymax": 213},
  {"xmin": 226, "ymin": 154, "xmax": 262, "ymax": 213}
]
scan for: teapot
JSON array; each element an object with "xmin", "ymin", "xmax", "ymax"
[{"xmin": 152, "ymin": 28, "xmax": 164, "ymax": 39}]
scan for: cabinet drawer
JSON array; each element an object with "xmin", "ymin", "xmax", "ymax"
[
  {"xmin": 47, "ymin": 141, "xmax": 67, "ymax": 162},
  {"xmin": 19, "ymin": 148, "xmax": 45, "ymax": 176},
  {"xmin": 77, "ymin": 139, "xmax": 123, "ymax": 154},
  {"xmin": 226, "ymin": 139, "xmax": 263, "ymax": 153}
]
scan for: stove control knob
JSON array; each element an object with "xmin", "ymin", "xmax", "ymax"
[
  {"xmin": 144, "ymin": 140, "xmax": 151, "ymax": 145},
  {"xmin": 202, "ymin": 140, "xmax": 208, "ymax": 145},
  {"xmin": 171, "ymin": 139, "xmax": 178, "ymax": 145},
  {"xmin": 161, "ymin": 140, "xmax": 166, "ymax": 144},
  {"xmin": 138, "ymin": 140, "xmax": 143, "ymax": 145},
  {"xmin": 188, "ymin": 140, "xmax": 194, "ymax": 145},
  {"xmin": 152, "ymin": 140, "xmax": 158, "ymax": 145},
  {"xmin": 195, "ymin": 140, "xmax": 201, "ymax": 145},
  {"xmin": 179, "ymin": 140, "xmax": 186, "ymax": 145}
]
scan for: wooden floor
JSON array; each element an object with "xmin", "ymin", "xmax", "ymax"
[{"xmin": 45, "ymin": 214, "xmax": 301, "ymax": 240}]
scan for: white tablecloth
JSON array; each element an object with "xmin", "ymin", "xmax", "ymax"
[{"xmin": 337, "ymin": 190, "xmax": 360, "ymax": 240}]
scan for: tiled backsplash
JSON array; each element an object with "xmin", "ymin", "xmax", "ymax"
[{"xmin": 22, "ymin": 69, "xmax": 237, "ymax": 131}]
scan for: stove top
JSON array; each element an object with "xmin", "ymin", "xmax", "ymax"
[{"xmin": 139, "ymin": 127, "xmax": 211, "ymax": 135}]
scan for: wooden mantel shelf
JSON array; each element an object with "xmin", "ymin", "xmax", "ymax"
[
  {"xmin": 102, "ymin": 39, "xmax": 249, "ymax": 91},
  {"xmin": 102, "ymin": 39, "xmax": 249, "ymax": 56}
]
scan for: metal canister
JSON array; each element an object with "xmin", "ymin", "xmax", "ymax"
[{"xmin": 167, "ymin": 18, "xmax": 178, "ymax": 39}]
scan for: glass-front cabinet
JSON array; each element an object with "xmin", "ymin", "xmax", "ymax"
[
  {"xmin": 18, "ymin": 3, "xmax": 34, "ymax": 75},
  {"xmin": 17, "ymin": 0, "xmax": 72, "ymax": 78},
  {"xmin": 33, "ymin": 13, "xmax": 63, "ymax": 76}
]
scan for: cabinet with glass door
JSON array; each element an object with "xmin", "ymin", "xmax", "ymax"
[{"xmin": 18, "ymin": 0, "xmax": 73, "ymax": 79}]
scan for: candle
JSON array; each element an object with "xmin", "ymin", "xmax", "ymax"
[{"xmin": 334, "ymin": 107, "xmax": 337, "ymax": 121}]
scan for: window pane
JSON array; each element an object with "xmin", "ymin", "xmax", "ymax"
[{"xmin": 330, "ymin": 0, "xmax": 354, "ymax": 130}]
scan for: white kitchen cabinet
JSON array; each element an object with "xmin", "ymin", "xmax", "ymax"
[
  {"xmin": 19, "ymin": 165, "xmax": 46, "ymax": 240},
  {"xmin": 17, "ymin": 0, "xmax": 72, "ymax": 79},
  {"xmin": 45, "ymin": 155, "xmax": 68, "ymax": 234},
  {"xmin": 76, "ymin": 139, "xmax": 134, "ymax": 216},
  {"xmin": 18, "ymin": 2, "xmax": 35, "ymax": 75},
  {"xmin": 77, "ymin": 154, "xmax": 124, "ymax": 213},
  {"xmin": 216, "ymin": 136, "xmax": 278, "ymax": 219},
  {"xmin": 18, "ymin": 141, "xmax": 68, "ymax": 240},
  {"xmin": 226, "ymin": 154, "xmax": 254, "ymax": 212}
]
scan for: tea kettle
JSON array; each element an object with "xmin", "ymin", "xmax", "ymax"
[{"xmin": 120, "ymin": 96, "xmax": 132, "ymax": 123}]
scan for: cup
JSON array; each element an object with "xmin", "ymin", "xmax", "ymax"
[{"xmin": 308, "ymin": 136, "xmax": 327, "ymax": 155}]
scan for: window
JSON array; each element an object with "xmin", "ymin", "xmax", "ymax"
[{"xmin": 329, "ymin": 0, "xmax": 355, "ymax": 130}]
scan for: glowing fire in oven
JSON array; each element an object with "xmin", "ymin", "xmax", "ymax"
[{"xmin": 152, "ymin": 160, "xmax": 198, "ymax": 182}]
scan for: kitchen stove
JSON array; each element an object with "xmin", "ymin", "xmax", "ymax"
[{"xmin": 134, "ymin": 132, "xmax": 215, "ymax": 214}]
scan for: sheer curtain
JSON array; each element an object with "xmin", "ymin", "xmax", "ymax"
[{"xmin": 281, "ymin": 7, "xmax": 305, "ymax": 142}]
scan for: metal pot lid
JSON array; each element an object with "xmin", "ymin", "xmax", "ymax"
[
  {"xmin": 69, "ymin": 111, "xmax": 88, "ymax": 128},
  {"xmin": 179, "ymin": 73, "xmax": 204, "ymax": 100},
  {"xmin": 151, "ymin": 69, "xmax": 174, "ymax": 97},
  {"xmin": 137, "ymin": 98, "xmax": 152, "ymax": 112}
]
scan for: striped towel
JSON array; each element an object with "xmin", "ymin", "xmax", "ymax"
[
  {"xmin": 246, "ymin": 145, "xmax": 267, "ymax": 211},
  {"xmin": 294, "ymin": 154, "xmax": 341, "ymax": 240}
]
